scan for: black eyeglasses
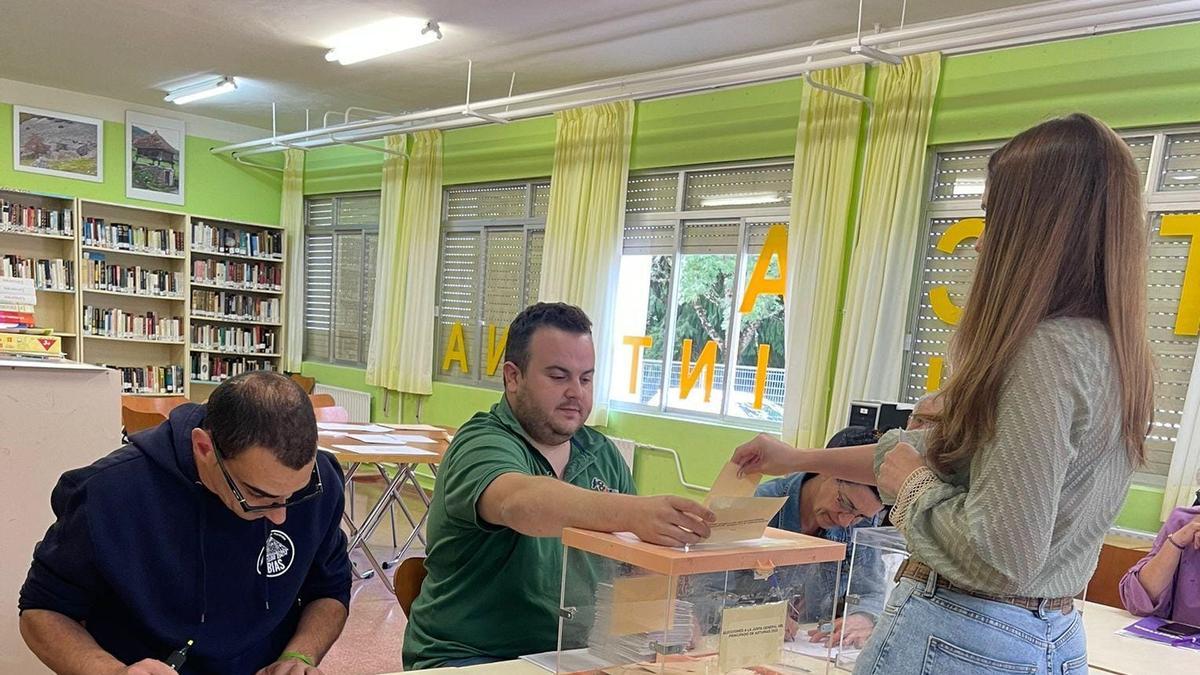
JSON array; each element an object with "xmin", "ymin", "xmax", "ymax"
[
  {"xmin": 835, "ymin": 483, "xmax": 878, "ymax": 524},
  {"xmin": 211, "ymin": 439, "xmax": 323, "ymax": 513}
]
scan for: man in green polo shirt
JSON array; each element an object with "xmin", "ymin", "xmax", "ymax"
[{"xmin": 403, "ymin": 302, "xmax": 714, "ymax": 669}]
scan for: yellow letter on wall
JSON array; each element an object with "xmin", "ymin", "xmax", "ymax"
[
  {"xmin": 926, "ymin": 356, "xmax": 944, "ymax": 393},
  {"xmin": 929, "ymin": 217, "xmax": 985, "ymax": 326},
  {"xmin": 485, "ymin": 325, "xmax": 508, "ymax": 376},
  {"xmin": 1161, "ymin": 214, "xmax": 1200, "ymax": 335},
  {"xmin": 753, "ymin": 344, "xmax": 771, "ymax": 409},
  {"xmin": 739, "ymin": 224, "xmax": 789, "ymax": 314},
  {"xmin": 679, "ymin": 339, "xmax": 719, "ymax": 403},
  {"xmin": 623, "ymin": 336, "xmax": 653, "ymax": 394},
  {"xmin": 441, "ymin": 322, "xmax": 469, "ymax": 374}
]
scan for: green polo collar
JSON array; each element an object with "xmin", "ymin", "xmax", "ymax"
[{"xmin": 491, "ymin": 395, "xmax": 598, "ymax": 481}]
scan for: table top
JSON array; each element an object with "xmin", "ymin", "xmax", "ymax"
[
  {"xmin": 375, "ymin": 602, "xmax": 1191, "ymax": 674},
  {"xmin": 318, "ymin": 424, "xmax": 451, "ymax": 465},
  {"xmin": 1081, "ymin": 601, "xmax": 1197, "ymax": 675}
]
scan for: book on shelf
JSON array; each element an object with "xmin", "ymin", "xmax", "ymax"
[
  {"xmin": 191, "ymin": 258, "xmax": 282, "ymax": 290},
  {"xmin": 191, "ymin": 352, "xmax": 275, "ymax": 382},
  {"xmin": 189, "ymin": 289, "xmax": 280, "ymax": 323},
  {"xmin": 82, "ymin": 306, "xmax": 183, "ymax": 341},
  {"xmin": 191, "ymin": 221, "xmax": 283, "ymax": 259},
  {"xmin": 107, "ymin": 364, "xmax": 185, "ymax": 394},
  {"xmin": 2, "ymin": 255, "xmax": 75, "ymax": 291},
  {"xmin": 82, "ymin": 252, "xmax": 182, "ymax": 297},
  {"xmin": 0, "ymin": 332, "xmax": 62, "ymax": 357},
  {"xmin": 0, "ymin": 199, "xmax": 73, "ymax": 237},
  {"xmin": 190, "ymin": 323, "xmax": 278, "ymax": 354},
  {"xmin": 0, "ymin": 277, "xmax": 38, "ymax": 305},
  {"xmin": 82, "ymin": 217, "xmax": 184, "ymax": 256}
]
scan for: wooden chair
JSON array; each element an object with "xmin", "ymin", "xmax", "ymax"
[
  {"xmin": 121, "ymin": 394, "xmax": 188, "ymax": 416},
  {"xmin": 393, "ymin": 556, "xmax": 428, "ymax": 616},
  {"xmin": 122, "ymin": 409, "xmax": 169, "ymax": 435},
  {"xmin": 314, "ymin": 406, "xmax": 350, "ymax": 423},
  {"xmin": 288, "ymin": 373, "xmax": 316, "ymax": 394},
  {"xmin": 1086, "ymin": 541, "xmax": 1151, "ymax": 608},
  {"xmin": 309, "ymin": 393, "xmax": 336, "ymax": 409}
]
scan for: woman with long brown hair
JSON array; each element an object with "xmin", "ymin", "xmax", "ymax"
[{"xmin": 733, "ymin": 113, "xmax": 1154, "ymax": 673}]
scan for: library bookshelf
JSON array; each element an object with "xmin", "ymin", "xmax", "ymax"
[{"xmin": 2, "ymin": 190, "xmax": 289, "ymax": 400}]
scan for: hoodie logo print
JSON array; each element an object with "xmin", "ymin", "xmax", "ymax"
[{"xmin": 257, "ymin": 530, "xmax": 295, "ymax": 578}]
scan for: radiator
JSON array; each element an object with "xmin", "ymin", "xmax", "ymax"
[{"xmin": 312, "ymin": 384, "xmax": 373, "ymax": 423}]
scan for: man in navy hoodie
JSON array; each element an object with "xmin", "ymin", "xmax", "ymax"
[{"xmin": 18, "ymin": 371, "xmax": 351, "ymax": 675}]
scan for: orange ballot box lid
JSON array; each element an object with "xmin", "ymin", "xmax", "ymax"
[{"xmin": 561, "ymin": 527, "xmax": 846, "ymax": 578}]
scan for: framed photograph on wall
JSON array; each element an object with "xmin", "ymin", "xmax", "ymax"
[
  {"xmin": 126, "ymin": 111, "xmax": 185, "ymax": 205},
  {"xmin": 12, "ymin": 106, "xmax": 104, "ymax": 182}
]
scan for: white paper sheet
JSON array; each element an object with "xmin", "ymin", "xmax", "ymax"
[
  {"xmin": 331, "ymin": 444, "xmax": 439, "ymax": 456},
  {"xmin": 316, "ymin": 422, "xmax": 391, "ymax": 432},
  {"xmin": 386, "ymin": 423, "xmax": 444, "ymax": 431},
  {"xmin": 347, "ymin": 433, "xmax": 439, "ymax": 444}
]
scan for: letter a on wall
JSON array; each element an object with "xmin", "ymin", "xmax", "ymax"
[
  {"xmin": 739, "ymin": 224, "xmax": 789, "ymax": 313},
  {"xmin": 441, "ymin": 322, "xmax": 469, "ymax": 374}
]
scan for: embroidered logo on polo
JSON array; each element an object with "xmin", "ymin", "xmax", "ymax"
[
  {"xmin": 591, "ymin": 477, "xmax": 613, "ymax": 492},
  {"xmin": 257, "ymin": 529, "xmax": 295, "ymax": 577}
]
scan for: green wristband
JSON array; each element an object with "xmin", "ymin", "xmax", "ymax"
[{"xmin": 279, "ymin": 651, "xmax": 315, "ymax": 666}]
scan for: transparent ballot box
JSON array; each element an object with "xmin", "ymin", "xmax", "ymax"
[
  {"xmin": 834, "ymin": 527, "xmax": 908, "ymax": 672},
  {"xmin": 554, "ymin": 527, "xmax": 846, "ymax": 674}
]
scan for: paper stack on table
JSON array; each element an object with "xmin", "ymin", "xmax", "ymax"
[
  {"xmin": 331, "ymin": 444, "xmax": 438, "ymax": 456},
  {"xmin": 347, "ymin": 433, "xmax": 439, "ymax": 444},
  {"xmin": 316, "ymin": 422, "xmax": 391, "ymax": 433}
]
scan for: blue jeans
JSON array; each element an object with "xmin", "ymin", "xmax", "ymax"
[{"xmin": 854, "ymin": 576, "xmax": 1087, "ymax": 675}]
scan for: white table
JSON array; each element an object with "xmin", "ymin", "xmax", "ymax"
[{"xmin": 379, "ymin": 604, "xmax": 1198, "ymax": 674}]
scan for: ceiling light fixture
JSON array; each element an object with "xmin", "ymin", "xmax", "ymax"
[
  {"xmin": 325, "ymin": 18, "xmax": 442, "ymax": 66},
  {"xmin": 164, "ymin": 76, "xmax": 238, "ymax": 105}
]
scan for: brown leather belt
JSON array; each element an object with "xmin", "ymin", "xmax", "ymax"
[{"xmin": 896, "ymin": 559, "xmax": 1075, "ymax": 615}]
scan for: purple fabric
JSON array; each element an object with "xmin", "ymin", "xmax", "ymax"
[
  {"xmin": 1120, "ymin": 616, "xmax": 1200, "ymax": 650},
  {"xmin": 1118, "ymin": 506, "xmax": 1200, "ymax": 625}
]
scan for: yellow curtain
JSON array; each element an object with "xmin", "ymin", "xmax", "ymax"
[
  {"xmin": 827, "ymin": 53, "xmax": 943, "ymax": 441},
  {"xmin": 781, "ymin": 65, "xmax": 866, "ymax": 449},
  {"xmin": 365, "ymin": 131, "xmax": 443, "ymax": 402},
  {"xmin": 538, "ymin": 100, "xmax": 635, "ymax": 426},
  {"xmin": 281, "ymin": 148, "xmax": 306, "ymax": 372}
]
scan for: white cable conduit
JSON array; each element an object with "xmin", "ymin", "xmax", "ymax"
[{"xmin": 212, "ymin": 0, "xmax": 1200, "ymax": 158}]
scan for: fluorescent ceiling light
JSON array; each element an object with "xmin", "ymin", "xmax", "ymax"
[
  {"xmin": 325, "ymin": 18, "xmax": 442, "ymax": 66},
  {"xmin": 164, "ymin": 76, "xmax": 237, "ymax": 105},
  {"xmin": 700, "ymin": 192, "xmax": 785, "ymax": 207}
]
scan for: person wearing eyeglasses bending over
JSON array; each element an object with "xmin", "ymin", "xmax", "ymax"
[
  {"xmin": 754, "ymin": 426, "xmax": 889, "ymax": 650},
  {"xmin": 19, "ymin": 371, "xmax": 350, "ymax": 675}
]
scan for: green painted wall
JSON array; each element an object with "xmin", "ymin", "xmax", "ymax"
[
  {"xmin": 300, "ymin": 22, "xmax": 1200, "ymax": 533},
  {"xmin": 0, "ymin": 103, "xmax": 282, "ymax": 224},
  {"xmin": 930, "ymin": 22, "xmax": 1200, "ymax": 145}
]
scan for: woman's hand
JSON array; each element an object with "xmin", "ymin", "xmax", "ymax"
[
  {"xmin": 878, "ymin": 442, "xmax": 925, "ymax": 497},
  {"xmin": 731, "ymin": 433, "xmax": 798, "ymax": 477},
  {"xmin": 1168, "ymin": 514, "xmax": 1200, "ymax": 550}
]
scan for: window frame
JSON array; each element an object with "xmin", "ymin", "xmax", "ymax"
[
  {"xmin": 901, "ymin": 127, "xmax": 1200, "ymax": 488},
  {"xmin": 612, "ymin": 159, "xmax": 793, "ymax": 432},
  {"xmin": 434, "ymin": 179, "xmax": 549, "ymax": 389},
  {"xmin": 302, "ymin": 191, "xmax": 380, "ymax": 368}
]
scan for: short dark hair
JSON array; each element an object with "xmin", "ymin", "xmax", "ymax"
[
  {"xmin": 203, "ymin": 371, "xmax": 317, "ymax": 470},
  {"xmin": 505, "ymin": 302, "xmax": 593, "ymax": 372},
  {"xmin": 825, "ymin": 425, "xmax": 882, "ymax": 500}
]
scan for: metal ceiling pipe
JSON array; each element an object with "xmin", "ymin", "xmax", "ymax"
[{"xmin": 213, "ymin": 0, "xmax": 1200, "ymax": 157}]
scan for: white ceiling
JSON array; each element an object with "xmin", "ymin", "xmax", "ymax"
[{"xmin": 0, "ymin": 0, "xmax": 1046, "ymax": 133}]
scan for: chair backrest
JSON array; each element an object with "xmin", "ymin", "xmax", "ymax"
[
  {"xmin": 393, "ymin": 556, "xmax": 428, "ymax": 616},
  {"xmin": 289, "ymin": 373, "xmax": 316, "ymax": 394},
  {"xmin": 309, "ymin": 393, "xmax": 336, "ymax": 409},
  {"xmin": 122, "ymin": 409, "xmax": 169, "ymax": 435},
  {"xmin": 121, "ymin": 394, "xmax": 189, "ymax": 416},
  {"xmin": 313, "ymin": 406, "xmax": 350, "ymax": 423}
]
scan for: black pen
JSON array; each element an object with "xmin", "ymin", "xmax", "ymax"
[{"xmin": 165, "ymin": 639, "xmax": 194, "ymax": 671}]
